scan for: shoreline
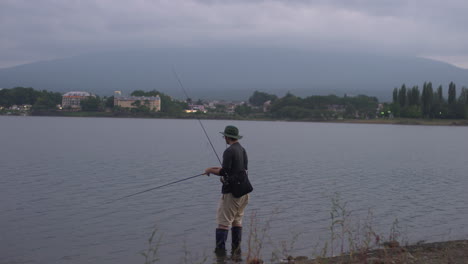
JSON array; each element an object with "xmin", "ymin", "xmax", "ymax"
[
  {"xmin": 324, "ymin": 118, "xmax": 468, "ymax": 126},
  {"xmin": 286, "ymin": 239, "xmax": 468, "ymax": 264},
  {"xmin": 2, "ymin": 112, "xmax": 468, "ymax": 126}
]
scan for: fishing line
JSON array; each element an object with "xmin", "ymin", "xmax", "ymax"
[
  {"xmin": 171, "ymin": 67, "xmax": 232, "ymax": 191},
  {"xmin": 172, "ymin": 67, "xmax": 222, "ymax": 165}
]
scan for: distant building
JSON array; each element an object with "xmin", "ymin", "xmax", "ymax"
[
  {"xmin": 185, "ymin": 104, "xmax": 207, "ymax": 113},
  {"xmin": 114, "ymin": 95, "xmax": 161, "ymax": 111},
  {"xmin": 7, "ymin": 104, "xmax": 31, "ymax": 111},
  {"xmin": 62, "ymin": 91, "xmax": 94, "ymax": 109},
  {"xmin": 327, "ymin": 104, "xmax": 346, "ymax": 113},
  {"xmin": 226, "ymin": 103, "xmax": 237, "ymax": 114},
  {"xmin": 263, "ymin": 100, "xmax": 272, "ymax": 112}
]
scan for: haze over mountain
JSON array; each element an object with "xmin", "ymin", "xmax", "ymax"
[{"xmin": 1, "ymin": 47, "xmax": 468, "ymax": 102}]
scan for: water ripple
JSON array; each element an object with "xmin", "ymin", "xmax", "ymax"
[{"xmin": 1, "ymin": 117, "xmax": 468, "ymax": 264}]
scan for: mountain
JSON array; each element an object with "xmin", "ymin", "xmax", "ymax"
[{"xmin": 1, "ymin": 47, "xmax": 468, "ymax": 101}]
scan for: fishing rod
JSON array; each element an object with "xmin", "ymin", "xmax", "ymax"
[{"xmin": 104, "ymin": 173, "xmax": 205, "ymax": 204}]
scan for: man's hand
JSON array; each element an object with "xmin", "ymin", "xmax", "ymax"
[{"xmin": 204, "ymin": 167, "xmax": 222, "ymax": 176}]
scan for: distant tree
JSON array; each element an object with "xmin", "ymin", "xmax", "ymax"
[
  {"xmin": 408, "ymin": 86, "xmax": 420, "ymax": 106},
  {"xmin": 432, "ymin": 85, "xmax": 445, "ymax": 118},
  {"xmin": 436, "ymin": 85, "xmax": 444, "ymax": 103},
  {"xmin": 269, "ymin": 92, "xmax": 377, "ymax": 120},
  {"xmin": 80, "ymin": 96, "xmax": 101, "ymax": 111},
  {"xmin": 448, "ymin": 82, "xmax": 456, "ymax": 105},
  {"xmin": 0, "ymin": 87, "xmax": 44, "ymax": 107},
  {"xmin": 388, "ymin": 82, "xmax": 468, "ymax": 119},
  {"xmin": 398, "ymin": 84, "xmax": 407, "ymax": 107},
  {"xmin": 248, "ymin": 91, "xmax": 278, "ymax": 106},
  {"xmin": 131, "ymin": 100, "xmax": 150, "ymax": 113},
  {"xmin": 234, "ymin": 104, "xmax": 252, "ymax": 116},
  {"xmin": 421, "ymin": 82, "xmax": 433, "ymax": 118},
  {"xmin": 130, "ymin": 90, "xmax": 146, "ymax": 96},
  {"xmin": 401, "ymin": 105, "xmax": 422, "ymax": 118},
  {"xmin": 390, "ymin": 103, "xmax": 401, "ymax": 117},
  {"xmin": 343, "ymin": 95, "xmax": 378, "ymax": 118},
  {"xmin": 105, "ymin": 96, "xmax": 114, "ymax": 108},
  {"xmin": 392, "ymin": 88, "xmax": 398, "ymax": 104},
  {"xmin": 456, "ymin": 87, "xmax": 468, "ymax": 118},
  {"xmin": 212, "ymin": 104, "xmax": 227, "ymax": 113},
  {"xmin": 459, "ymin": 87, "xmax": 468, "ymax": 105},
  {"xmin": 270, "ymin": 92, "xmax": 301, "ymax": 113},
  {"xmin": 32, "ymin": 90, "xmax": 62, "ymax": 110},
  {"xmin": 131, "ymin": 100, "xmax": 142, "ymax": 107},
  {"xmin": 274, "ymin": 106, "xmax": 313, "ymax": 119},
  {"xmin": 448, "ymin": 82, "xmax": 457, "ymax": 118},
  {"xmin": 33, "ymin": 96, "xmax": 54, "ymax": 110}
]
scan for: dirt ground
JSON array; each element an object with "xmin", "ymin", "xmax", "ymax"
[{"xmin": 278, "ymin": 240, "xmax": 468, "ymax": 264}]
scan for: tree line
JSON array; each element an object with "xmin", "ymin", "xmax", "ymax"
[
  {"xmin": 0, "ymin": 87, "xmax": 62, "ymax": 110},
  {"xmin": 240, "ymin": 90, "xmax": 379, "ymax": 120},
  {"xmin": 391, "ymin": 82, "xmax": 468, "ymax": 118},
  {"xmin": 73, "ymin": 89, "xmax": 188, "ymax": 114},
  {"xmin": 3, "ymin": 85, "xmax": 468, "ymax": 120},
  {"xmin": 0, "ymin": 87, "xmax": 187, "ymax": 115}
]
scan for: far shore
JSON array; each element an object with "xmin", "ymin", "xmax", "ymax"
[
  {"xmin": 327, "ymin": 118, "xmax": 468, "ymax": 126},
  {"xmin": 2, "ymin": 111, "xmax": 468, "ymax": 126}
]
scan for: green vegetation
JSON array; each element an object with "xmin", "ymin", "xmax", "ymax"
[
  {"xmin": 105, "ymin": 96, "xmax": 114, "ymax": 108},
  {"xmin": 269, "ymin": 93, "xmax": 378, "ymax": 120},
  {"xmin": 0, "ymin": 87, "xmax": 61, "ymax": 111},
  {"xmin": 2, "ymin": 83, "xmax": 468, "ymax": 125},
  {"xmin": 80, "ymin": 96, "xmax": 102, "ymax": 111},
  {"xmin": 390, "ymin": 82, "xmax": 468, "ymax": 119},
  {"xmin": 249, "ymin": 90, "xmax": 278, "ymax": 106}
]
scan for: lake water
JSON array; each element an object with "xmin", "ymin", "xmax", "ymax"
[{"xmin": 1, "ymin": 116, "xmax": 467, "ymax": 264}]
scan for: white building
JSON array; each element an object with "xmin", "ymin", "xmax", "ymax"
[{"xmin": 62, "ymin": 91, "xmax": 95, "ymax": 109}]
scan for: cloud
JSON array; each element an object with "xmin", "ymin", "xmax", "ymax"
[{"xmin": 1, "ymin": 0, "xmax": 468, "ymax": 68}]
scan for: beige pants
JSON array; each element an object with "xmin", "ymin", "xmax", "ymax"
[{"xmin": 216, "ymin": 193, "xmax": 249, "ymax": 227}]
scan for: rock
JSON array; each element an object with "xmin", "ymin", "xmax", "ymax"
[
  {"xmin": 247, "ymin": 257, "xmax": 264, "ymax": 264},
  {"xmin": 367, "ymin": 257, "xmax": 384, "ymax": 264},
  {"xmin": 383, "ymin": 240, "xmax": 400, "ymax": 248}
]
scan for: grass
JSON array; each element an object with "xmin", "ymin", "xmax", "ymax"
[
  {"xmin": 141, "ymin": 194, "xmax": 462, "ymax": 264},
  {"xmin": 141, "ymin": 226, "xmax": 163, "ymax": 264}
]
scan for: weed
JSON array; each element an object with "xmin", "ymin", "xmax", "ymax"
[
  {"xmin": 246, "ymin": 210, "xmax": 268, "ymax": 263},
  {"xmin": 269, "ymin": 230, "xmax": 302, "ymax": 263},
  {"xmin": 141, "ymin": 226, "xmax": 163, "ymax": 264},
  {"xmin": 246, "ymin": 208, "xmax": 280, "ymax": 263},
  {"xmin": 310, "ymin": 192, "xmax": 408, "ymax": 264},
  {"xmin": 181, "ymin": 240, "xmax": 208, "ymax": 264}
]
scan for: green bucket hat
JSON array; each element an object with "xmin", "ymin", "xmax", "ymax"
[{"xmin": 220, "ymin": 125, "xmax": 243, "ymax": 139}]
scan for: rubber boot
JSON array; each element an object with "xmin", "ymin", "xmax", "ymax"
[
  {"xmin": 231, "ymin": 226, "xmax": 242, "ymax": 257},
  {"xmin": 215, "ymin": 228, "xmax": 228, "ymax": 256}
]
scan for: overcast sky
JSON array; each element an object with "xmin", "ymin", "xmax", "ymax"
[{"xmin": 1, "ymin": 0, "xmax": 468, "ymax": 69}]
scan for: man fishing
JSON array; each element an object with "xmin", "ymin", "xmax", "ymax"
[{"xmin": 204, "ymin": 125, "xmax": 253, "ymax": 257}]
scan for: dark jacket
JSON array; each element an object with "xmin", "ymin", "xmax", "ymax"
[{"xmin": 219, "ymin": 142, "xmax": 248, "ymax": 194}]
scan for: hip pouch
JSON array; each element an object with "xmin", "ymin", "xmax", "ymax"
[{"xmin": 229, "ymin": 170, "xmax": 253, "ymax": 198}]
